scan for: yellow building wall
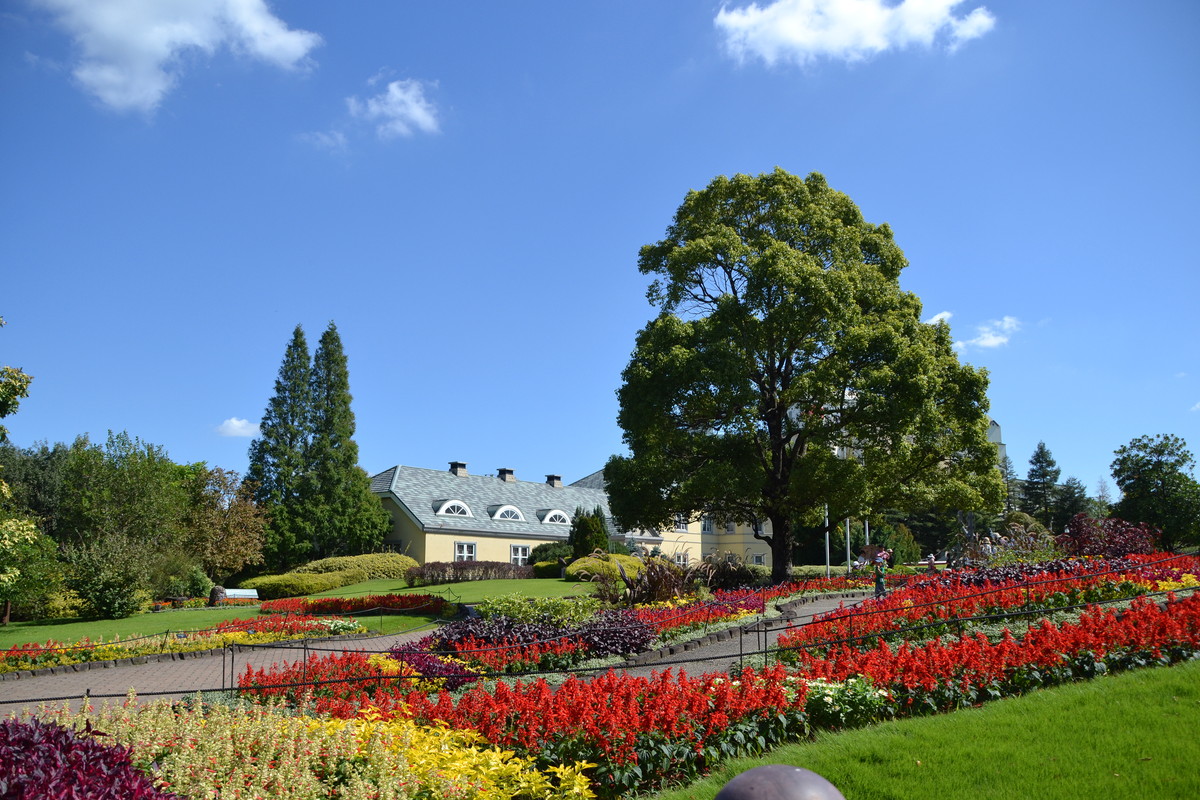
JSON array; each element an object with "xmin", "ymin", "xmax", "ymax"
[{"xmin": 423, "ymin": 531, "xmax": 566, "ymax": 564}]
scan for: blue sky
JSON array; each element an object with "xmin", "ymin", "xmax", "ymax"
[{"xmin": 2, "ymin": 0, "xmax": 1197, "ymax": 500}]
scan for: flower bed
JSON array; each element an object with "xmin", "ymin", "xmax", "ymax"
[
  {"xmin": 259, "ymin": 593, "xmax": 453, "ymax": 617},
  {"xmin": 0, "ymin": 614, "xmax": 364, "ymax": 674}
]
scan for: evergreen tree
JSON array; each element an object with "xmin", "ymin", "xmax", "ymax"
[
  {"xmin": 1023, "ymin": 441, "xmax": 1061, "ymax": 529},
  {"xmin": 246, "ymin": 325, "xmax": 314, "ymax": 570},
  {"xmin": 568, "ymin": 506, "xmax": 610, "ymax": 558},
  {"xmin": 1052, "ymin": 476, "xmax": 1090, "ymax": 531},
  {"xmin": 999, "ymin": 455, "xmax": 1020, "ymax": 512},
  {"xmin": 303, "ymin": 323, "xmax": 389, "ymax": 557}
]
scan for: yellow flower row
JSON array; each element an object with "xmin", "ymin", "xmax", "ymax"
[{"xmin": 36, "ymin": 697, "xmax": 594, "ymax": 800}]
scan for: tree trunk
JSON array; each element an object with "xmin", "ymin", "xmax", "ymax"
[
  {"xmin": 2, "ymin": 599, "xmax": 10, "ymax": 626},
  {"xmin": 768, "ymin": 514, "xmax": 793, "ymax": 584}
]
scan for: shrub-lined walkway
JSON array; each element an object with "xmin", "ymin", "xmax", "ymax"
[{"xmin": 0, "ymin": 592, "xmax": 867, "ymax": 715}]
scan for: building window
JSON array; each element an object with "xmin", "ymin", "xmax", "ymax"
[
  {"xmin": 510, "ymin": 545, "xmax": 530, "ymax": 566},
  {"xmin": 674, "ymin": 552, "xmax": 690, "ymax": 567},
  {"xmin": 674, "ymin": 513, "xmax": 689, "ymax": 532},
  {"xmin": 701, "ymin": 516, "xmax": 713, "ymax": 534},
  {"xmin": 543, "ymin": 510, "xmax": 571, "ymax": 525},
  {"xmin": 454, "ymin": 542, "xmax": 476, "ymax": 562},
  {"xmin": 750, "ymin": 553, "xmax": 765, "ymax": 566},
  {"xmin": 491, "ymin": 505, "xmax": 524, "ymax": 521},
  {"xmin": 725, "ymin": 521, "xmax": 736, "ymax": 534},
  {"xmin": 752, "ymin": 519, "xmax": 764, "ymax": 536},
  {"xmin": 437, "ymin": 500, "xmax": 472, "ymax": 517}
]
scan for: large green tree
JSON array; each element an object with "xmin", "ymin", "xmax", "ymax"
[
  {"xmin": 184, "ymin": 467, "xmax": 266, "ymax": 583},
  {"xmin": 247, "ymin": 325, "xmax": 315, "ymax": 570},
  {"xmin": 604, "ymin": 169, "xmax": 1002, "ymax": 582},
  {"xmin": 1111, "ymin": 434, "xmax": 1200, "ymax": 551},
  {"xmin": 302, "ymin": 323, "xmax": 389, "ymax": 557},
  {"xmin": 1022, "ymin": 442, "xmax": 1061, "ymax": 529},
  {"xmin": 1052, "ymin": 475, "xmax": 1090, "ymax": 531}
]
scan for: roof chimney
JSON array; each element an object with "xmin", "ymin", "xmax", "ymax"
[
  {"xmin": 497, "ymin": 467, "xmax": 516, "ymax": 483},
  {"xmin": 449, "ymin": 461, "xmax": 468, "ymax": 477},
  {"xmin": 546, "ymin": 474, "xmax": 562, "ymax": 488}
]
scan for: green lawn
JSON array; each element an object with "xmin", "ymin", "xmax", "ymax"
[
  {"xmin": 651, "ymin": 660, "xmax": 1200, "ymax": 800},
  {"xmin": 311, "ymin": 576, "xmax": 597, "ymax": 604},
  {"xmin": 0, "ymin": 577, "xmax": 594, "ymax": 650}
]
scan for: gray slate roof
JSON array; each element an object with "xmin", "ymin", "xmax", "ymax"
[{"xmin": 370, "ymin": 465, "xmax": 612, "ymax": 538}]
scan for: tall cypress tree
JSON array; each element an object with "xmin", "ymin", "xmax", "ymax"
[
  {"xmin": 246, "ymin": 325, "xmax": 314, "ymax": 570},
  {"xmin": 1023, "ymin": 441, "xmax": 1061, "ymax": 529},
  {"xmin": 304, "ymin": 322, "xmax": 389, "ymax": 557}
]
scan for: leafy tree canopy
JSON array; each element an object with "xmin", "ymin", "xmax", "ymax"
[
  {"xmin": 1111, "ymin": 434, "xmax": 1200, "ymax": 551},
  {"xmin": 605, "ymin": 169, "xmax": 1002, "ymax": 582}
]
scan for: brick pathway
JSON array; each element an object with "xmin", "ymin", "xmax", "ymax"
[{"xmin": 1, "ymin": 592, "xmax": 870, "ymax": 717}]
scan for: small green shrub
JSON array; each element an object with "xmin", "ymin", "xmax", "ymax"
[
  {"xmin": 162, "ymin": 566, "xmax": 214, "ymax": 600},
  {"xmin": 564, "ymin": 553, "xmax": 644, "ymax": 582},
  {"xmin": 240, "ymin": 568, "xmax": 369, "ymax": 600},
  {"xmin": 532, "ymin": 560, "xmax": 564, "ymax": 579},
  {"xmin": 294, "ymin": 552, "xmax": 418, "ymax": 580}
]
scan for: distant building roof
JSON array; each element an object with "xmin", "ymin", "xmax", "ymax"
[{"xmin": 370, "ymin": 464, "xmax": 611, "ymax": 538}]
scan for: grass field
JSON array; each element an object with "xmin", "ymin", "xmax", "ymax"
[
  {"xmin": 0, "ymin": 577, "xmax": 594, "ymax": 649},
  {"xmin": 651, "ymin": 659, "xmax": 1200, "ymax": 800}
]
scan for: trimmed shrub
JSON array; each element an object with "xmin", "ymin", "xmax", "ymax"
[
  {"xmin": 476, "ymin": 593, "xmax": 600, "ymax": 626},
  {"xmin": 0, "ymin": 717, "xmax": 179, "ymax": 799},
  {"xmin": 240, "ymin": 568, "xmax": 368, "ymax": 600},
  {"xmin": 294, "ymin": 552, "xmax": 418, "ymax": 580},
  {"xmin": 529, "ymin": 541, "xmax": 572, "ymax": 564},
  {"xmin": 564, "ymin": 553, "xmax": 644, "ymax": 582},
  {"xmin": 405, "ymin": 561, "xmax": 533, "ymax": 586},
  {"xmin": 532, "ymin": 560, "xmax": 564, "ymax": 579}
]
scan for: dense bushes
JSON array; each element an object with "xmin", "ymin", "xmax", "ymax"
[
  {"xmin": 0, "ymin": 717, "xmax": 179, "ymax": 799},
  {"xmin": 529, "ymin": 541, "xmax": 572, "ymax": 564},
  {"xmin": 532, "ymin": 560, "xmax": 563, "ymax": 578},
  {"xmin": 1057, "ymin": 515, "xmax": 1159, "ymax": 558},
  {"xmin": 239, "ymin": 568, "xmax": 368, "ymax": 599},
  {"xmin": 563, "ymin": 553, "xmax": 643, "ymax": 582},
  {"xmin": 294, "ymin": 552, "xmax": 417, "ymax": 579},
  {"xmin": 405, "ymin": 561, "xmax": 533, "ymax": 586}
]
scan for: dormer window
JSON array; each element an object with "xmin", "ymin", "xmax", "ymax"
[
  {"xmin": 541, "ymin": 509, "xmax": 571, "ymax": 525},
  {"xmin": 436, "ymin": 500, "xmax": 472, "ymax": 517},
  {"xmin": 490, "ymin": 504, "xmax": 524, "ymax": 521}
]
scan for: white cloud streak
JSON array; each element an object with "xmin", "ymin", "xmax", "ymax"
[
  {"xmin": 216, "ymin": 417, "xmax": 260, "ymax": 437},
  {"xmin": 715, "ymin": 0, "xmax": 996, "ymax": 67},
  {"xmin": 347, "ymin": 78, "xmax": 439, "ymax": 139},
  {"xmin": 37, "ymin": 0, "xmax": 321, "ymax": 113},
  {"xmin": 1190, "ymin": 402, "xmax": 1200, "ymax": 413},
  {"xmin": 924, "ymin": 310, "xmax": 953, "ymax": 325},
  {"xmin": 954, "ymin": 315, "xmax": 1020, "ymax": 351}
]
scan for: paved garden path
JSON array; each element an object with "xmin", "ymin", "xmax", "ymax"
[{"xmin": 0, "ymin": 591, "xmax": 870, "ymax": 717}]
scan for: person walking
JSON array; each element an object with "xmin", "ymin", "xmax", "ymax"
[{"xmin": 873, "ymin": 551, "xmax": 888, "ymax": 599}]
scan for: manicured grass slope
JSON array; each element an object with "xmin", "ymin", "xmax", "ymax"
[
  {"xmin": 311, "ymin": 577, "xmax": 596, "ymax": 603},
  {"xmin": 653, "ymin": 660, "xmax": 1200, "ymax": 800}
]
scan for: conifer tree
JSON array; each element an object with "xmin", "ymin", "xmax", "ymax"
[
  {"xmin": 1022, "ymin": 441, "xmax": 1061, "ymax": 529},
  {"xmin": 304, "ymin": 322, "xmax": 389, "ymax": 557},
  {"xmin": 246, "ymin": 325, "xmax": 314, "ymax": 570}
]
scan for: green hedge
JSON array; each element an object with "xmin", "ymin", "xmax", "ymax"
[
  {"xmin": 239, "ymin": 568, "xmax": 369, "ymax": 600},
  {"xmin": 294, "ymin": 553, "xmax": 417, "ymax": 580},
  {"xmin": 532, "ymin": 561, "xmax": 564, "ymax": 579},
  {"xmin": 564, "ymin": 554, "xmax": 644, "ymax": 583}
]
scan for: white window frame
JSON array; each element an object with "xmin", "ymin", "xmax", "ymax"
[
  {"xmin": 510, "ymin": 544, "xmax": 530, "ymax": 566},
  {"xmin": 454, "ymin": 541, "xmax": 477, "ymax": 562},
  {"xmin": 674, "ymin": 551, "xmax": 690, "ymax": 567},
  {"xmin": 725, "ymin": 521, "xmax": 737, "ymax": 534},
  {"xmin": 750, "ymin": 553, "xmax": 765, "ymax": 566},
  {"xmin": 542, "ymin": 509, "xmax": 571, "ymax": 525},
  {"xmin": 437, "ymin": 499, "xmax": 473, "ymax": 517},
  {"xmin": 701, "ymin": 516, "xmax": 713, "ymax": 534},
  {"xmin": 674, "ymin": 513, "xmax": 689, "ymax": 533},
  {"xmin": 491, "ymin": 504, "xmax": 524, "ymax": 521}
]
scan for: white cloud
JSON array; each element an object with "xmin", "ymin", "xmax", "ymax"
[
  {"xmin": 954, "ymin": 315, "xmax": 1020, "ymax": 351},
  {"xmin": 216, "ymin": 417, "xmax": 260, "ymax": 437},
  {"xmin": 1190, "ymin": 402, "xmax": 1200, "ymax": 413},
  {"xmin": 347, "ymin": 78, "xmax": 439, "ymax": 139},
  {"xmin": 37, "ymin": 0, "xmax": 321, "ymax": 113},
  {"xmin": 715, "ymin": 0, "xmax": 996, "ymax": 67},
  {"xmin": 924, "ymin": 310, "xmax": 953, "ymax": 325},
  {"xmin": 299, "ymin": 129, "xmax": 347, "ymax": 153}
]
